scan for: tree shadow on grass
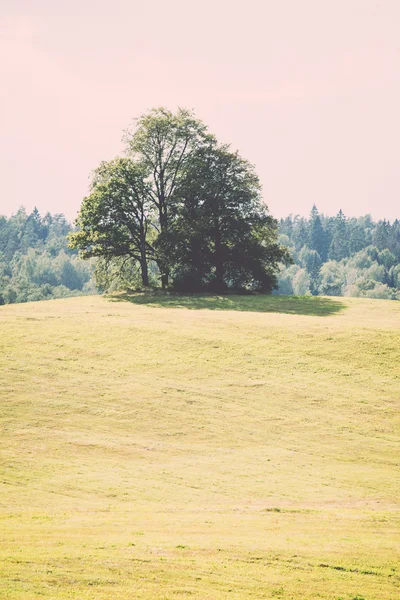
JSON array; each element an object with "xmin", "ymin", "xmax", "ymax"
[{"xmin": 108, "ymin": 292, "xmax": 346, "ymax": 317}]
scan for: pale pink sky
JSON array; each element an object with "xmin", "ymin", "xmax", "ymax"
[{"xmin": 1, "ymin": 0, "xmax": 399, "ymax": 221}]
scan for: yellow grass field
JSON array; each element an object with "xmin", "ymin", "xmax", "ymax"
[{"xmin": 0, "ymin": 294, "xmax": 399, "ymax": 599}]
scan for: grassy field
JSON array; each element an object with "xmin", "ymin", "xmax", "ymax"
[{"xmin": 0, "ymin": 294, "xmax": 399, "ymax": 600}]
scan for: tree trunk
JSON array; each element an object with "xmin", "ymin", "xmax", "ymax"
[
  {"xmin": 159, "ymin": 204, "xmax": 169, "ymax": 289},
  {"xmin": 160, "ymin": 272, "xmax": 168, "ymax": 289},
  {"xmin": 214, "ymin": 217, "xmax": 224, "ymax": 292},
  {"xmin": 141, "ymin": 260, "xmax": 149, "ymax": 287},
  {"xmin": 191, "ymin": 237, "xmax": 202, "ymax": 291},
  {"xmin": 139, "ymin": 224, "xmax": 149, "ymax": 287}
]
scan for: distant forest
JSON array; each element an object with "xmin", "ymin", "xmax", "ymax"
[
  {"xmin": 0, "ymin": 205, "xmax": 399, "ymax": 304},
  {"xmin": 0, "ymin": 207, "xmax": 95, "ymax": 305},
  {"xmin": 277, "ymin": 206, "xmax": 400, "ymax": 300}
]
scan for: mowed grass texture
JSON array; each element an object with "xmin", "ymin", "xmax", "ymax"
[{"xmin": 0, "ymin": 295, "xmax": 399, "ymax": 600}]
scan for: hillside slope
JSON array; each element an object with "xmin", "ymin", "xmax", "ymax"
[{"xmin": 1, "ymin": 295, "xmax": 399, "ymax": 599}]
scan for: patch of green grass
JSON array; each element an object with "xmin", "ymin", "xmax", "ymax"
[{"xmin": 0, "ymin": 294, "xmax": 399, "ymax": 599}]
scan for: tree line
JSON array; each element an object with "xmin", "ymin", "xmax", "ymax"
[
  {"xmin": 1, "ymin": 107, "xmax": 399, "ymax": 304},
  {"xmin": 1, "ymin": 205, "xmax": 399, "ymax": 305},
  {"xmin": 69, "ymin": 108, "xmax": 290, "ymax": 293},
  {"xmin": 277, "ymin": 207, "xmax": 400, "ymax": 299},
  {"xmin": 0, "ymin": 207, "xmax": 94, "ymax": 305}
]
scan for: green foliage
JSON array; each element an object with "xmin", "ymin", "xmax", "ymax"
[
  {"xmin": 378, "ymin": 248, "xmax": 396, "ymax": 270},
  {"xmin": 329, "ymin": 209, "xmax": 349, "ymax": 261},
  {"xmin": 292, "ymin": 268, "xmax": 311, "ymax": 296},
  {"xmin": 94, "ymin": 256, "xmax": 159, "ymax": 292},
  {"xmin": 308, "ymin": 205, "xmax": 327, "ymax": 260},
  {"xmin": 69, "ymin": 157, "xmax": 155, "ymax": 287},
  {"xmin": 0, "ymin": 208, "xmax": 95, "ymax": 304},
  {"xmin": 299, "ymin": 246, "xmax": 322, "ymax": 295},
  {"xmin": 160, "ymin": 142, "xmax": 291, "ymax": 292},
  {"xmin": 124, "ymin": 107, "xmax": 211, "ymax": 287},
  {"xmin": 71, "ymin": 108, "xmax": 290, "ymax": 294},
  {"xmin": 277, "ymin": 210, "xmax": 400, "ymax": 300},
  {"xmin": 318, "ymin": 261, "xmax": 345, "ymax": 296}
]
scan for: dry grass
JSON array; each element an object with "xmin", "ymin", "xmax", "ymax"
[{"xmin": 0, "ymin": 294, "xmax": 399, "ymax": 599}]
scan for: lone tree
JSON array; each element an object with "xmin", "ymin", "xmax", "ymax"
[{"xmin": 70, "ymin": 107, "xmax": 291, "ymax": 292}]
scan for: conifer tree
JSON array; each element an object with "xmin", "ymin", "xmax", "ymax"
[
  {"xmin": 308, "ymin": 205, "xmax": 327, "ymax": 260},
  {"xmin": 329, "ymin": 210, "xmax": 349, "ymax": 261}
]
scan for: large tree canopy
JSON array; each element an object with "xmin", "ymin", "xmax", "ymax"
[
  {"xmin": 70, "ymin": 108, "xmax": 291, "ymax": 293},
  {"xmin": 161, "ymin": 142, "xmax": 290, "ymax": 292}
]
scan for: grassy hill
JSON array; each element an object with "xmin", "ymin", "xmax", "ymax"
[{"xmin": 0, "ymin": 294, "xmax": 399, "ymax": 600}]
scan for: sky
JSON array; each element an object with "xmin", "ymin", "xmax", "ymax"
[{"xmin": 1, "ymin": 0, "xmax": 399, "ymax": 222}]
